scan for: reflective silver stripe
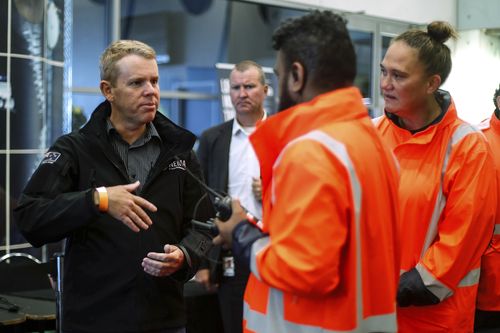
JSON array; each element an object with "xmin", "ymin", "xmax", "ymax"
[
  {"xmin": 420, "ymin": 187, "xmax": 446, "ymax": 258},
  {"xmin": 361, "ymin": 314, "xmax": 397, "ymax": 333},
  {"xmin": 247, "ymin": 130, "xmax": 396, "ymax": 332},
  {"xmin": 416, "ymin": 263, "xmax": 453, "ymax": 301},
  {"xmin": 451, "ymin": 123, "xmax": 481, "ymax": 146},
  {"xmin": 301, "ymin": 130, "xmax": 363, "ymax": 328},
  {"xmin": 495, "ymin": 224, "xmax": 500, "ymax": 235},
  {"xmin": 458, "ymin": 268, "xmax": 481, "ymax": 287},
  {"xmin": 250, "ymin": 236, "xmax": 270, "ymax": 281},
  {"xmin": 414, "ymin": 262, "xmax": 480, "ymax": 298},
  {"xmin": 420, "ymin": 123, "xmax": 480, "ymax": 257},
  {"xmin": 244, "ymin": 290, "xmax": 397, "ymax": 333},
  {"xmin": 372, "ymin": 115, "xmax": 384, "ymax": 126},
  {"xmin": 417, "ymin": 124, "xmax": 483, "ymax": 301}
]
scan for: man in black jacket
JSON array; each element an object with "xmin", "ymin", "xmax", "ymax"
[{"xmin": 14, "ymin": 40, "xmax": 212, "ymax": 333}]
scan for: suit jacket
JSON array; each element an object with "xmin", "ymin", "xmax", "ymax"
[
  {"xmin": 197, "ymin": 119, "xmax": 233, "ymax": 195},
  {"xmin": 196, "ymin": 119, "xmax": 233, "ymax": 282},
  {"xmin": 197, "ymin": 119, "xmax": 252, "ymax": 284}
]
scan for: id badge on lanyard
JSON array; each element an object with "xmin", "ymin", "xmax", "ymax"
[{"xmin": 222, "ymin": 255, "xmax": 235, "ymax": 277}]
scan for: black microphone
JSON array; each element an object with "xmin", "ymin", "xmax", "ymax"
[
  {"xmin": 178, "ymin": 156, "xmax": 261, "ymax": 234},
  {"xmin": 191, "ymin": 219, "xmax": 219, "ymax": 236}
]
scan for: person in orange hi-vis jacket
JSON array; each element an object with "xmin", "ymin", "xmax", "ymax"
[
  {"xmin": 475, "ymin": 84, "xmax": 500, "ymax": 332},
  {"xmin": 213, "ymin": 10, "xmax": 401, "ymax": 333},
  {"xmin": 375, "ymin": 21, "xmax": 497, "ymax": 332}
]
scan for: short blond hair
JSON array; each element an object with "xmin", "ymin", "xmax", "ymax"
[
  {"xmin": 233, "ymin": 60, "xmax": 266, "ymax": 85},
  {"xmin": 99, "ymin": 40, "xmax": 156, "ymax": 85}
]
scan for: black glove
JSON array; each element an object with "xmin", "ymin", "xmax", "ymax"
[{"xmin": 397, "ymin": 267, "xmax": 440, "ymax": 307}]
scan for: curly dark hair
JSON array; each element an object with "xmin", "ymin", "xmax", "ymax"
[{"xmin": 272, "ymin": 10, "xmax": 356, "ymax": 91}]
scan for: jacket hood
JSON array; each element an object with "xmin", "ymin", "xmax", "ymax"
[{"xmin": 250, "ymin": 86, "xmax": 367, "ymax": 191}]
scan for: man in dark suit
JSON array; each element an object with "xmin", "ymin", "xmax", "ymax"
[{"xmin": 196, "ymin": 60, "xmax": 267, "ymax": 333}]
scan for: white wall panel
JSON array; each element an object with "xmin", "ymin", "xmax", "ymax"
[{"xmin": 245, "ymin": 0, "xmax": 456, "ymax": 25}]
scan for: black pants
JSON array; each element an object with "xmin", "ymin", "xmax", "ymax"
[
  {"xmin": 218, "ymin": 271, "xmax": 249, "ymax": 333},
  {"xmin": 185, "ymin": 292, "xmax": 223, "ymax": 333}
]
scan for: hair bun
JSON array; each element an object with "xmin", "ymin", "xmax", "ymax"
[{"xmin": 427, "ymin": 21, "xmax": 458, "ymax": 43}]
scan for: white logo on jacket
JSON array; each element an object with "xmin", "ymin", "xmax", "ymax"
[
  {"xmin": 41, "ymin": 151, "xmax": 61, "ymax": 164},
  {"xmin": 168, "ymin": 159, "xmax": 186, "ymax": 171}
]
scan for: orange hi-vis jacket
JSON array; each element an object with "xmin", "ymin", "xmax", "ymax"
[
  {"xmin": 246, "ymin": 87, "xmax": 401, "ymax": 332},
  {"xmin": 477, "ymin": 112, "xmax": 500, "ymax": 311},
  {"xmin": 375, "ymin": 94, "xmax": 497, "ymax": 332}
]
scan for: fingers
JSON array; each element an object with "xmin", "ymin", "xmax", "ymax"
[
  {"xmin": 113, "ymin": 200, "xmax": 151, "ymax": 232},
  {"xmin": 123, "ymin": 180, "xmax": 141, "ymax": 192},
  {"xmin": 134, "ymin": 195, "xmax": 158, "ymax": 213},
  {"xmin": 131, "ymin": 201, "xmax": 154, "ymax": 227},
  {"xmin": 142, "ymin": 245, "xmax": 185, "ymax": 277},
  {"xmin": 195, "ymin": 269, "xmax": 210, "ymax": 282},
  {"xmin": 127, "ymin": 195, "xmax": 157, "ymax": 230},
  {"xmin": 164, "ymin": 244, "xmax": 174, "ymax": 253},
  {"xmin": 122, "ymin": 216, "xmax": 141, "ymax": 233},
  {"xmin": 230, "ymin": 198, "xmax": 245, "ymax": 215},
  {"xmin": 195, "ymin": 269, "xmax": 211, "ymax": 289},
  {"xmin": 212, "ymin": 234, "xmax": 224, "ymax": 246},
  {"xmin": 142, "ymin": 257, "xmax": 175, "ymax": 276},
  {"xmin": 213, "ymin": 200, "xmax": 247, "ymax": 249},
  {"xmin": 164, "ymin": 245, "xmax": 184, "ymax": 265},
  {"xmin": 127, "ymin": 207, "xmax": 150, "ymax": 231},
  {"xmin": 106, "ymin": 182, "xmax": 157, "ymax": 232},
  {"xmin": 195, "ymin": 269, "xmax": 217, "ymax": 292},
  {"xmin": 212, "ymin": 222, "xmax": 231, "ymax": 249},
  {"xmin": 252, "ymin": 177, "xmax": 262, "ymax": 200},
  {"xmin": 145, "ymin": 251, "xmax": 166, "ymax": 262},
  {"xmin": 252, "ymin": 177, "xmax": 261, "ymax": 188}
]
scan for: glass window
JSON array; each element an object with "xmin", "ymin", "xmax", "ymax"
[
  {"xmin": 1, "ymin": 0, "xmax": 68, "ymax": 260},
  {"xmin": 72, "ymin": 0, "xmax": 412, "ymax": 131},
  {"xmin": 0, "ymin": 58, "xmax": 8, "ymax": 150},
  {"xmin": 350, "ymin": 31, "xmax": 374, "ymax": 103},
  {"xmin": 382, "ymin": 35, "xmax": 393, "ymax": 60},
  {"xmin": 0, "ymin": 0, "xmax": 6, "ymax": 53}
]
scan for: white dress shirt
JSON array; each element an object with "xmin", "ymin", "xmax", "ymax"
[{"xmin": 227, "ymin": 116, "xmax": 264, "ymax": 220}]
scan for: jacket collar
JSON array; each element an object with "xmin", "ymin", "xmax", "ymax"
[
  {"xmin": 491, "ymin": 109, "xmax": 500, "ymax": 134},
  {"xmin": 382, "ymin": 90, "xmax": 457, "ymax": 145},
  {"xmin": 232, "ymin": 111, "xmax": 267, "ymax": 136},
  {"xmin": 81, "ymin": 100, "xmax": 196, "ymax": 154}
]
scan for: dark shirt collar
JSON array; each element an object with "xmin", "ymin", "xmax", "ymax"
[
  {"xmin": 385, "ymin": 89, "xmax": 451, "ymax": 134},
  {"xmin": 106, "ymin": 119, "xmax": 161, "ymax": 145}
]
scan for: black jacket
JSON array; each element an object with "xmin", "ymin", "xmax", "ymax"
[
  {"xmin": 196, "ymin": 119, "xmax": 252, "ymax": 284},
  {"xmin": 196, "ymin": 120, "xmax": 233, "ymax": 281},
  {"xmin": 14, "ymin": 101, "xmax": 213, "ymax": 333},
  {"xmin": 196, "ymin": 119, "xmax": 233, "ymax": 195}
]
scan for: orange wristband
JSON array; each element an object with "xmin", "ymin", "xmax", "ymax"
[{"xmin": 96, "ymin": 187, "xmax": 108, "ymax": 212}]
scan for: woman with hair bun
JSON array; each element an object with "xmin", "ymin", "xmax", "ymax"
[{"xmin": 375, "ymin": 21, "xmax": 497, "ymax": 332}]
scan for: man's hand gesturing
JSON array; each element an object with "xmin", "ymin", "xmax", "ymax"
[{"xmin": 99, "ymin": 181, "xmax": 157, "ymax": 232}]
